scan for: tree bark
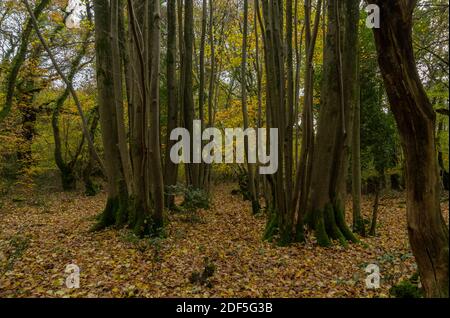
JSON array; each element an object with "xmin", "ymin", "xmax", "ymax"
[
  {"xmin": 93, "ymin": 0, "xmax": 129, "ymax": 228},
  {"xmin": 164, "ymin": 0, "xmax": 179, "ymax": 209},
  {"xmin": 241, "ymin": 0, "xmax": 259, "ymax": 214},
  {"xmin": 342, "ymin": 0, "xmax": 364, "ymax": 236},
  {"xmin": 182, "ymin": 0, "xmax": 198, "ymax": 188},
  {"xmin": 292, "ymin": 0, "xmax": 321, "ymax": 242},
  {"xmin": 148, "ymin": 0, "xmax": 165, "ymax": 229},
  {"xmin": 369, "ymin": 177, "xmax": 380, "ymax": 237},
  {"xmin": 369, "ymin": 0, "xmax": 449, "ymax": 298},
  {"xmin": 306, "ymin": 0, "xmax": 357, "ymax": 247},
  {"xmin": 111, "ymin": 0, "xmax": 133, "ymax": 195},
  {"xmin": 351, "ymin": 65, "xmax": 365, "ymax": 236},
  {"xmin": 127, "ymin": 0, "xmax": 155, "ymax": 235}
]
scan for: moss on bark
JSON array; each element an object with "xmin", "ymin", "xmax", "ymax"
[
  {"xmin": 92, "ymin": 195, "xmax": 164, "ymax": 238},
  {"xmin": 263, "ymin": 211, "xmax": 278, "ymax": 241},
  {"xmin": 308, "ymin": 201, "xmax": 358, "ymax": 247},
  {"xmin": 91, "ymin": 197, "xmax": 119, "ymax": 231}
]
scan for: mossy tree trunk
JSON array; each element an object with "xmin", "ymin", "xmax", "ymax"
[
  {"xmin": 261, "ymin": 0, "xmax": 326, "ymax": 245},
  {"xmin": 93, "ymin": 0, "xmax": 130, "ymax": 230},
  {"xmin": 126, "ymin": 0, "xmax": 166, "ymax": 236},
  {"xmin": 306, "ymin": 0, "xmax": 357, "ymax": 247}
]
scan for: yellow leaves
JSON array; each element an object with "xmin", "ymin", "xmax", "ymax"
[
  {"xmin": 295, "ymin": 269, "xmax": 305, "ymax": 279},
  {"xmin": 215, "ymin": 97, "xmax": 260, "ymax": 129},
  {"xmin": 49, "ymin": 11, "xmax": 63, "ymax": 24}
]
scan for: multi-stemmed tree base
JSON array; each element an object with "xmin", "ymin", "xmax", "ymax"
[
  {"xmin": 93, "ymin": 196, "xmax": 163, "ymax": 238},
  {"xmin": 306, "ymin": 202, "xmax": 358, "ymax": 247},
  {"xmin": 264, "ymin": 203, "xmax": 358, "ymax": 248}
]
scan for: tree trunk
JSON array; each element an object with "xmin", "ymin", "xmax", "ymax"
[
  {"xmin": 204, "ymin": 0, "xmax": 216, "ymax": 190},
  {"xmin": 83, "ymin": 108, "xmax": 100, "ymax": 197},
  {"xmin": 148, "ymin": 0, "xmax": 165, "ymax": 229},
  {"xmin": 93, "ymin": 0, "xmax": 129, "ymax": 229},
  {"xmin": 111, "ymin": 0, "xmax": 133, "ymax": 195},
  {"xmin": 127, "ymin": 0, "xmax": 156, "ymax": 235},
  {"xmin": 241, "ymin": 0, "xmax": 259, "ymax": 214},
  {"xmin": 343, "ymin": 0, "xmax": 364, "ymax": 236},
  {"xmin": 198, "ymin": 0, "xmax": 207, "ymax": 188},
  {"xmin": 306, "ymin": 0, "xmax": 357, "ymax": 247},
  {"xmin": 351, "ymin": 68, "xmax": 365, "ymax": 236},
  {"xmin": 369, "ymin": 0, "xmax": 449, "ymax": 298},
  {"xmin": 293, "ymin": 0, "xmax": 321, "ymax": 242},
  {"xmin": 182, "ymin": 0, "xmax": 198, "ymax": 188},
  {"xmin": 164, "ymin": 0, "xmax": 179, "ymax": 209},
  {"xmin": 369, "ymin": 177, "xmax": 380, "ymax": 237}
]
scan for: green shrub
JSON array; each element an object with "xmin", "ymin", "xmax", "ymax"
[
  {"xmin": 166, "ymin": 184, "xmax": 210, "ymax": 212},
  {"xmin": 390, "ymin": 273, "xmax": 424, "ymax": 298}
]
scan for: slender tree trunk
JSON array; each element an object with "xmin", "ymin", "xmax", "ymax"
[
  {"xmin": 93, "ymin": 0, "xmax": 129, "ymax": 228},
  {"xmin": 285, "ymin": 0, "xmax": 294, "ymax": 223},
  {"xmin": 198, "ymin": 0, "xmax": 207, "ymax": 188},
  {"xmin": 83, "ymin": 108, "xmax": 100, "ymax": 196},
  {"xmin": 204, "ymin": 0, "xmax": 216, "ymax": 190},
  {"xmin": 352, "ymin": 64, "xmax": 365, "ymax": 236},
  {"xmin": 182, "ymin": 0, "xmax": 198, "ymax": 188},
  {"xmin": 341, "ymin": 0, "xmax": 364, "ymax": 236},
  {"xmin": 111, "ymin": 0, "xmax": 133, "ymax": 194},
  {"xmin": 369, "ymin": 176, "xmax": 380, "ymax": 236},
  {"xmin": 241, "ymin": 0, "xmax": 259, "ymax": 214},
  {"xmin": 294, "ymin": 0, "xmax": 304, "ymax": 168},
  {"xmin": 254, "ymin": 0, "xmax": 263, "ymax": 203},
  {"xmin": 293, "ymin": 0, "xmax": 322, "ymax": 242},
  {"xmin": 164, "ymin": 0, "xmax": 179, "ymax": 209},
  {"xmin": 149, "ymin": 0, "xmax": 165, "ymax": 229}
]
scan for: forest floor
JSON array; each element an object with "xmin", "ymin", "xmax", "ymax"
[{"xmin": 0, "ymin": 182, "xmax": 448, "ymax": 298}]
